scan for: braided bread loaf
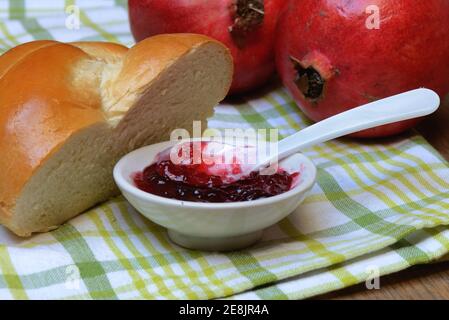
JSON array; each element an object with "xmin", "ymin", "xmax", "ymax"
[{"xmin": 0, "ymin": 34, "xmax": 233, "ymax": 236}]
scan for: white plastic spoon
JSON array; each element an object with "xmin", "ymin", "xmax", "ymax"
[{"xmin": 158, "ymin": 88, "xmax": 440, "ymax": 185}]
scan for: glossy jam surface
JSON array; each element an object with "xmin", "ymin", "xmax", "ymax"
[{"xmin": 132, "ymin": 142, "xmax": 299, "ymax": 203}]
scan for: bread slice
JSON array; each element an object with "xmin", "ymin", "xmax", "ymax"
[{"xmin": 0, "ymin": 34, "xmax": 233, "ymax": 236}]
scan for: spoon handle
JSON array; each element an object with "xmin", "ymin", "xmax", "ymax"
[{"xmin": 275, "ymin": 88, "xmax": 440, "ymax": 161}]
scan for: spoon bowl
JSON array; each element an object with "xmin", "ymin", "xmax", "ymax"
[{"xmin": 113, "ymin": 141, "xmax": 316, "ymax": 251}]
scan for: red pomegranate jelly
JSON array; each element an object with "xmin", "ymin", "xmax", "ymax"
[{"xmin": 133, "ymin": 142, "xmax": 299, "ymax": 203}]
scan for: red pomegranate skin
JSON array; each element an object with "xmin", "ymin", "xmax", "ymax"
[
  {"xmin": 276, "ymin": 0, "xmax": 449, "ymax": 137},
  {"xmin": 129, "ymin": 0, "xmax": 287, "ymax": 94}
]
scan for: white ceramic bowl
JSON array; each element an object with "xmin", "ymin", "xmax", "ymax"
[{"xmin": 113, "ymin": 141, "xmax": 317, "ymax": 251}]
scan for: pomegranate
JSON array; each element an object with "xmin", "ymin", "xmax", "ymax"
[
  {"xmin": 129, "ymin": 0, "xmax": 287, "ymax": 94},
  {"xmin": 276, "ymin": 0, "xmax": 449, "ymax": 137}
]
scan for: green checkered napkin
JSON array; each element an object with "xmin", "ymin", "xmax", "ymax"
[{"xmin": 1, "ymin": 1, "xmax": 449, "ymax": 300}]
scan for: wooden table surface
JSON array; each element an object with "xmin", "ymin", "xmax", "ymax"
[{"xmin": 316, "ymin": 101, "xmax": 449, "ymax": 300}]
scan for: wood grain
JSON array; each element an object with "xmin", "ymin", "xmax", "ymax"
[
  {"xmin": 316, "ymin": 260, "xmax": 449, "ymax": 300},
  {"xmin": 316, "ymin": 101, "xmax": 449, "ymax": 300}
]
